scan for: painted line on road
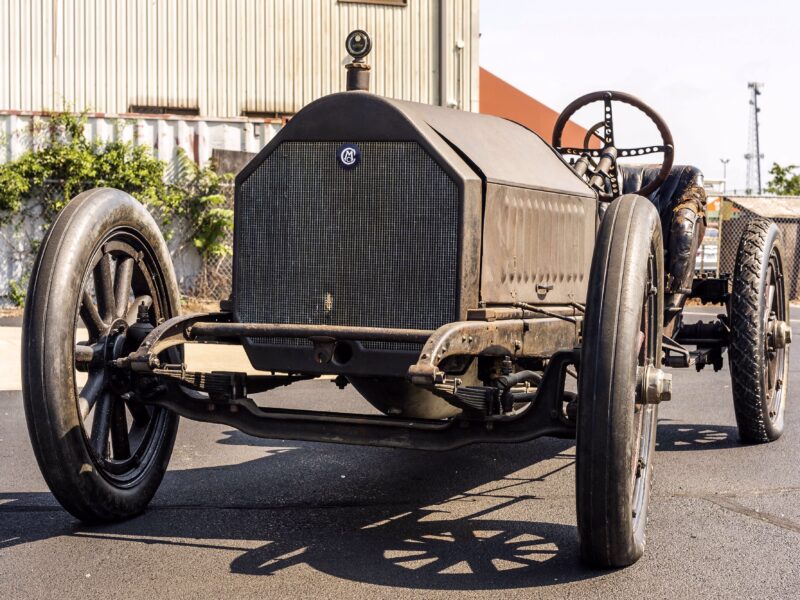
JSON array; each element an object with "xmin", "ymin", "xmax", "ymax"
[{"xmin": 702, "ymin": 494, "xmax": 800, "ymax": 534}]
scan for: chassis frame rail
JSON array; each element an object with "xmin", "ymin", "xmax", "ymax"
[
  {"xmin": 147, "ymin": 350, "xmax": 577, "ymax": 450},
  {"xmin": 120, "ymin": 310, "xmax": 581, "ymax": 449}
]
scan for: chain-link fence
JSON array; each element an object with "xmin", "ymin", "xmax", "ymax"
[
  {"xmin": 0, "ymin": 180, "xmax": 71, "ymax": 306},
  {"xmin": 719, "ymin": 197, "xmax": 800, "ymax": 301},
  {"xmin": 188, "ymin": 183, "xmax": 234, "ymax": 300}
]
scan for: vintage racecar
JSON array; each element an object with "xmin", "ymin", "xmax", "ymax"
[{"xmin": 22, "ymin": 31, "xmax": 790, "ymax": 567}]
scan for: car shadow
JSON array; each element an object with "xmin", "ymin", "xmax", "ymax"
[
  {"xmin": 0, "ymin": 429, "xmax": 609, "ymax": 590},
  {"xmin": 656, "ymin": 420, "xmax": 740, "ymax": 451}
]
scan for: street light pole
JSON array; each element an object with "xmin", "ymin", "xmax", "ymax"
[{"xmin": 720, "ymin": 158, "xmax": 730, "ymax": 193}]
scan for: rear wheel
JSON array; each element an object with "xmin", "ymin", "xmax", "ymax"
[
  {"xmin": 729, "ymin": 218, "xmax": 790, "ymax": 443},
  {"xmin": 22, "ymin": 188, "xmax": 181, "ymax": 523},
  {"xmin": 576, "ymin": 194, "xmax": 667, "ymax": 567}
]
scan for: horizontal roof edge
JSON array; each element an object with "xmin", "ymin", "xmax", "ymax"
[{"xmin": 725, "ymin": 195, "xmax": 800, "ymax": 219}]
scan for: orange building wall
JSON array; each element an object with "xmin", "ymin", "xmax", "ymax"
[{"xmin": 479, "ymin": 68, "xmax": 593, "ymax": 149}]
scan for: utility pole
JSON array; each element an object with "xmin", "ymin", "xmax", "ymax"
[
  {"xmin": 745, "ymin": 82, "xmax": 764, "ymax": 194},
  {"xmin": 720, "ymin": 158, "xmax": 730, "ymax": 193}
]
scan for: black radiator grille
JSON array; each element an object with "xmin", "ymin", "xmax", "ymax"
[{"xmin": 234, "ymin": 141, "xmax": 460, "ymax": 348}]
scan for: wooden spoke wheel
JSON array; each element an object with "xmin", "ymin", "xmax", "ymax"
[
  {"xmin": 730, "ymin": 218, "xmax": 790, "ymax": 443},
  {"xmin": 22, "ymin": 188, "xmax": 181, "ymax": 523},
  {"xmin": 576, "ymin": 194, "xmax": 666, "ymax": 567}
]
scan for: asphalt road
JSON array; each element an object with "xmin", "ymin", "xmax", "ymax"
[{"xmin": 1, "ymin": 306, "xmax": 799, "ymax": 599}]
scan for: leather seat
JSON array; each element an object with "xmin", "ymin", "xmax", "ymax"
[
  {"xmin": 618, "ymin": 164, "xmax": 704, "ymax": 234},
  {"xmin": 617, "ymin": 164, "xmax": 707, "ymax": 298}
]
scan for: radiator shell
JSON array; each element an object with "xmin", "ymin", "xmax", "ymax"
[{"xmin": 235, "ymin": 140, "xmax": 460, "ymax": 347}]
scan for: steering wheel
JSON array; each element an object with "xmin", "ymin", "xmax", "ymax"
[{"xmin": 552, "ymin": 91, "xmax": 674, "ymax": 199}]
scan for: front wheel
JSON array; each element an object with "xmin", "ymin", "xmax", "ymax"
[
  {"xmin": 576, "ymin": 194, "xmax": 667, "ymax": 567},
  {"xmin": 22, "ymin": 188, "xmax": 181, "ymax": 523}
]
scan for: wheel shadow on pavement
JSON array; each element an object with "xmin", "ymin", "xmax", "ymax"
[
  {"xmin": 0, "ymin": 432, "xmax": 608, "ymax": 590},
  {"xmin": 220, "ymin": 432, "xmax": 596, "ymax": 589},
  {"xmin": 656, "ymin": 420, "xmax": 740, "ymax": 452}
]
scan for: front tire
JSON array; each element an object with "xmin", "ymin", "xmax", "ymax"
[
  {"xmin": 729, "ymin": 218, "xmax": 790, "ymax": 443},
  {"xmin": 576, "ymin": 194, "xmax": 665, "ymax": 567},
  {"xmin": 22, "ymin": 188, "xmax": 181, "ymax": 523}
]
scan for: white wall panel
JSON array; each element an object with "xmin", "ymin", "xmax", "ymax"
[
  {"xmin": 0, "ymin": 112, "xmax": 283, "ymax": 168},
  {"xmin": 0, "ymin": 0, "xmax": 479, "ymax": 118}
]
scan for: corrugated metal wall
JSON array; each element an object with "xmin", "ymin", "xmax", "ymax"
[{"xmin": 0, "ymin": 0, "xmax": 479, "ymax": 118}]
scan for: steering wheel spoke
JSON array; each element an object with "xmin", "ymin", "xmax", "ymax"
[
  {"xmin": 608, "ymin": 168, "xmax": 620, "ymax": 197},
  {"xmin": 603, "ymin": 95, "xmax": 615, "ymax": 146},
  {"xmin": 618, "ymin": 145, "xmax": 670, "ymax": 158},
  {"xmin": 559, "ymin": 147, "xmax": 602, "ymax": 157}
]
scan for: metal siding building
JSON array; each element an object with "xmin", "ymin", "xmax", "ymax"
[{"xmin": 0, "ymin": 0, "xmax": 479, "ymax": 118}]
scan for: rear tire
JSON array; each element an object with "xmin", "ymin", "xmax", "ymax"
[
  {"xmin": 729, "ymin": 218, "xmax": 789, "ymax": 443},
  {"xmin": 22, "ymin": 188, "xmax": 181, "ymax": 523},
  {"xmin": 576, "ymin": 194, "xmax": 665, "ymax": 567}
]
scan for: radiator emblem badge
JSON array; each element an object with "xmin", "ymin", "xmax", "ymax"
[{"xmin": 337, "ymin": 143, "xmax": 361, "ymax": 169}]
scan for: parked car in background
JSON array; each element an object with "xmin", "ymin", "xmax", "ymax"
[{"xmin": 696, "ymin": 226, "xmax": 719, "ymax": 274}]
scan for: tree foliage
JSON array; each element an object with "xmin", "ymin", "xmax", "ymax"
[{"xmin": 765, "ymin": 163, "xmax": 800, "ymax": 196}]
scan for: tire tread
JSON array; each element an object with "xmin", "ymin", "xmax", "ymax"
[{"xmin": 729, "ymin": 217, "xmax": 785, "ymax": 443}]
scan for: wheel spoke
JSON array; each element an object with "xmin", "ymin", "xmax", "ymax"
[
  {"xmin": 113, "ymin": 257, "xmax": 135, "ymax": 320},
  {"xmin": 93, "ymin": 252, "xmax": 116, "ymax": 323},
  {"xmin": 125, "ymin": 295, "xmax": 153, "ymax": 325},
  {"xmin": 80, "ymin": 289, "xmax": 106, "ymax": 339},
  {"xmin": 767, "ymin": 355, "xmax": 777, "ymax": 390},
  {"xmin": 763, "ymin": 282, "xmax": 776, "ymax": 355},
  {"xmin": 90, "ymin": 392, "xmax": 114, "ymax": 457},
  {"xmin": 636, "ymin": 330, "xmax": 646, "ymax": 363},
  {"xmin": 74, "ymin": 343, "xmax": 95, "ymax": 369},
  {"xmin": 110, "ymin": 398, "xmax": 131, "ymax": 460},
  {"xmin": 78, "ymin": 371, "xmax": 106, "ymax": 420},
  {"xmin": 765, "ymin": 279, "xmax": 775, "ymax": 309},
  {"xmin": 126, "ymin": 397, "xmax": 152, "ymax": 427}
]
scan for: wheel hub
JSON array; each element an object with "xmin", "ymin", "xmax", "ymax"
[
  {"xmin": 637, "ymin": 365, "xmax": 672, "ymax": 404},
  {"xmin": 103, "ymin": 319, "xmax": 133, "ymax": 395},
  {"xmin": 769, "ymin": 319, "xmax": 792, "ymax": 350}
]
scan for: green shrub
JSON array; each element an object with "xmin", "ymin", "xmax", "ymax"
[
  {"xmin": 7, "ymin": 278, "xmax": 27, "ymax": 308},
  {"xmin": 0, "ymin": 110, "xmax": 233, "ymax": 256}
]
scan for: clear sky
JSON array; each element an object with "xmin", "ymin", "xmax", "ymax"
[{"xmin": 480, "ymin": 0, "xmax": 798, "ymax": 192}]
